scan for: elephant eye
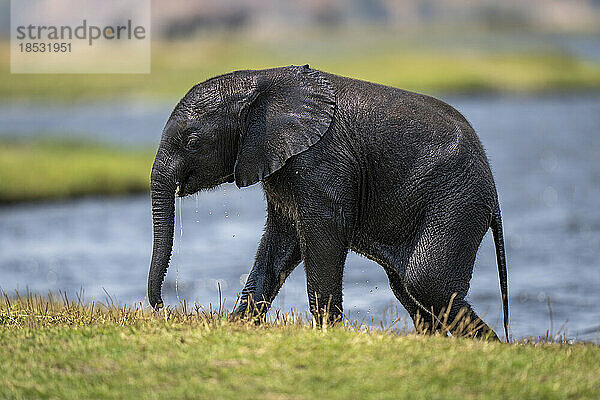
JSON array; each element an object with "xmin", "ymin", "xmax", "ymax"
[{"xmin": 184, "ymin": 134, "xmax": 202, "ymax": 152}]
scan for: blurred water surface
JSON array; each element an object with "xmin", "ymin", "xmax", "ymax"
[{"xmin": 1, "ymin": 95, "xmax": 599, "ymax": 341}]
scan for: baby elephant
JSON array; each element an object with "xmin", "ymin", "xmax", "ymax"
[{"xmin": 148, "ymin": 65, "xmax": 509, "ymax": 340}]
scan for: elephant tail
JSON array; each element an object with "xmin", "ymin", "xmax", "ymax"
[{"xmin": 491, "ymin": 206, "xmax": 509, "ymax": 342}]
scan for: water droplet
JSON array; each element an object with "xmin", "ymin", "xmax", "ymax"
[
  {"xmin": 175, "ymin": 197, "xmax": 184, "ymax": 303},
  {"xmin": 177, "ymin": 197, "xmax": 184, "ymax": 240},
  {"xmin": 537, "ymin": 292, "xmax": 547, "ymax": 302},
  {"xmin": 46, "ymin": 270, "xmax": 57, "ymax": 285},
  {"xmin": 542, "ymin": 186, "xmax": 558, "ymax": 207}
]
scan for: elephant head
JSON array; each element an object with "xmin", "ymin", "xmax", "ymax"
[{"xmin": 148, "ymin": 65, "xmax": 335, "ymax": 309}]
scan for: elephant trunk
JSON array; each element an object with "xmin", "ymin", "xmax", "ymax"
[{"xmin": 147, "ymin": 159, "xmax": 177, "ymax": 309}]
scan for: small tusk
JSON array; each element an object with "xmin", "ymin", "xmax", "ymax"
[
  {"xmin": 175, "ymin": 184, "xmax": 180, "ymax": 196},
  {"xmin": 154, "ymin": 302, "xmax": 164, "ymax": 310}
]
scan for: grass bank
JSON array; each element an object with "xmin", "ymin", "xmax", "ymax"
[
  {"xmin": 2, "ymin": 32, "xmax": 600, "ymax": 102},
  {"xmin": 0, "ymin": 139, "xmax": 154, "ymax": 203},
  {"xmin": 1, "ymin": 294, "xmax": 599, "ymax": 399}
]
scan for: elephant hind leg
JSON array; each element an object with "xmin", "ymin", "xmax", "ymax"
[
  {"xmin": 401, "ymin": 272, "xmax": 499, "ymax": 339},
  {"xmin": 441, "ymin": 297, "xmax": 499, "ymax": 340},
  {"xmin": 399, "ymin": 212, "xmax": 499, "ymax": 340}
]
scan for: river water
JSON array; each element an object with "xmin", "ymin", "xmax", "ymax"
[{"xmin": 1, "ymin": 95, "xmax": 599, "ymax": 341}]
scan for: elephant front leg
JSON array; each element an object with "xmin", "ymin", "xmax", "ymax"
[
  {"xmin": 301, "ymin": 227, "xmax": 348, "ymax": 326},
  {"xmin": 235, "ymin": 203, "xmax": 301, "ymax": 317}
]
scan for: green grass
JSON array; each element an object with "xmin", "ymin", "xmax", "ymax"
[
  {"xmin": 3, "ymin": 31, "xmax": 600, "ymax": 102},
  {"xmin": 1, "ymin": 294, "xmax": 599, "ymax": 399},
  {"xmin": 0, "ymin": 138, "xmax": 154, "ymax": 203}
]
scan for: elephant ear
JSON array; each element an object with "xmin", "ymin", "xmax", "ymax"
[{"xmin": 234, "ymin": 65, "xmax": 335, "ymax": 187}]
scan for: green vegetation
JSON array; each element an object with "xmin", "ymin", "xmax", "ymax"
[
  {"xmin": 3, "ymin": 32, "xmax": 600, "ymax": 102},
  {"xmin": 0, "ymin": 139, "xmax": 154, "ymax": 203},
  {"xmin": 1, "ymin": 294, "xmax": 599, "ymax": 399},
  {"xmin": 3, "ymin": 31, "xmax": 600, "ymax": 203}
]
